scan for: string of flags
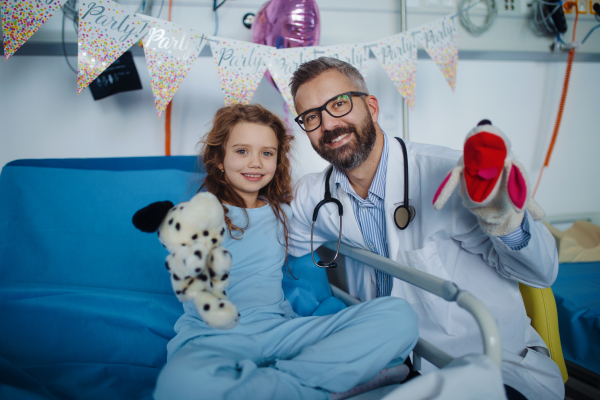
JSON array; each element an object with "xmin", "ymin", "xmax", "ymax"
[{"xmin": 1, "ymin": 0, "xmax": 459, "ymax": 117}]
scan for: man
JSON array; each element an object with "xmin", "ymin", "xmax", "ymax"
[{"xmin": 288, "ymin": 57, "xmax": 563, "ymax": 400}]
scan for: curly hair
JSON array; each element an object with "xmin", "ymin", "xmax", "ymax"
[{"xmin": 198, "ymin": 104, "xmax": 295, "ymax": 274}]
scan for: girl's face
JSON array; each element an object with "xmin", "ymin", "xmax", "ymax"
[{"xmin": 219, "ymin": 122, "xmax": 279, "ymax": 208}]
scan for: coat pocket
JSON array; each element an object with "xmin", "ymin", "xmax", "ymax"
[{"xmin": 391, "ymin": 241, "xmax": 451, "ymax": 305}]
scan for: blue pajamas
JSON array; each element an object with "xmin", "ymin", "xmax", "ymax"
[
  {"xmin": 154, "ymin": 297, "xmax": 418, "ymax": 400},
  {"xmin": 154, "ymin": 204, "xmax": 418, "ymax": 399}
]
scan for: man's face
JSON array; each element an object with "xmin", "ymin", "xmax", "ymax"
[{"xmin": 294, "ymin": 70, "xmax": 377, "ymax": 170}]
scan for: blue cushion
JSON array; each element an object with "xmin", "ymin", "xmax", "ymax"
[
  {"xmin": 0, "ymin": 157, "xmax": 345, "ymax": 400},
  {"xmin": 552, "ymin": 261, "xmax": 600, "ymax": 375}
]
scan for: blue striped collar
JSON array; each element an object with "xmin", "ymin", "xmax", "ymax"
[{"xmin": 332, "ymin": 133, "xmax": 389, "ymax": 201}]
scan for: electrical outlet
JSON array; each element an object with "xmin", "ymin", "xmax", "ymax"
[
  {"xmin": 502, "ymin": 0, "xmax": 518, "ymax": 11},
  {"xmin": 591, "ymin": 0, "xmax": 600, "ymax": 14},
  {"xmin": 578, "ymin": 0, "xmax": 588, "ymax": 12}
]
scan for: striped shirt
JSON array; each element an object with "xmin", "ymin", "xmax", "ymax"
[
  {"xmin": 331, "ymin": 134, "xmax": 530, "ymax": 298},
  {"xmin": 332, "ymin": 134, "xmax": 393, "ymax": 297}
]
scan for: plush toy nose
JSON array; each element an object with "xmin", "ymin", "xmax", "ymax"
[{"xmin": 477, "ymin": 119, "xmax": 492, "ymax": 126}]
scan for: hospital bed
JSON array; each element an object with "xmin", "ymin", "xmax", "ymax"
[
  {"xmin": 0, "ymin": 156, "xmax": 503, "ymax": 400},
  {"xmin": 543, "ymin": 212, "xmax": 600, "ymax": 399}
]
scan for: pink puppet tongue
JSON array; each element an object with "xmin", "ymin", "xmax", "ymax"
[{"xmin": 477, "ymin": 167, "xmax": 499, "ymax": 180}]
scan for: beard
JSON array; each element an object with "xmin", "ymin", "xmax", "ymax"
[{"xmin": 312, "ymin": 113, "xmax": 377, "ymax": 171}]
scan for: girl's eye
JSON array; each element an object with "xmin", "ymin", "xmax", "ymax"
[
  {"xmin": 262, "ymin": 151, "xmax": 273, "ymax": 156},
  {"xmin": 236, "ymin": 149, "xmax": 248, "ymax": 155}
]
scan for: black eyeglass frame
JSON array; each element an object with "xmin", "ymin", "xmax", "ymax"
[{"xmin": 294, "ymin": 91, "xmax": 368, "ymax": 133}]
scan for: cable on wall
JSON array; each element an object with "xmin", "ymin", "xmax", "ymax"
[
  {"xmin": 533, "ymin": 1, "xmax": 580, "ymax": 197},
  {"xmin": 164, "ymin": 0, "xmax": 173, "ymax": 156},
  {"xmin": 457, "ymin": 0, "xmax": 498, "ymax": 36}
]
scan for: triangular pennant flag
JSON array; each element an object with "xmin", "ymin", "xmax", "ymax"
[
  {"xmin": 419, "ymin": 15, "xmax": 458, "ymax": 91},
  {"xmin": 140, "ymin": 16, "xmax": 206, "ymax": 117},
  {"xmin": 370, "ymin": 31, "xmax": 418, "ymax": 110},
  {"xmin": 77, "ymin": 0, "xmax": 151, "ymax": 94},
  {"xmin": 209, "ymin": 38, "xmax": 273, "ymax": 106},
  {"xmin": 267, "ymin": 47, "xmax": 325, "ymax": 116},
  {"xmin": 1, "ymin": 0, "xmax": 67, "ymax": 60},
  {"xmin": 321, "ymin": 43, "xmax": 370, "ymax": 80}
]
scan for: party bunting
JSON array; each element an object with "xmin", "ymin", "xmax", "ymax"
[
  {"xmin": 77, "ymin": 0, "xmax": 151, "ymax": 94},
  {"xmin": 140, "ymin": 16, "xmax": 206, "ymax": 117},
  {"xmin": 322, "ymin": 43, "xmax": 370, "ymax": 80},
  {"xmin": 370, "ymin": 31, "xmax": 418, "ymax": 110},
  {"xmin": 209, "ymin": 37, "xmax": 272, "ymax": 106},
  {"xmin": 267, "ymin": 47, "xmax": 326, "ymax": 116},
  {"xmin": 1, "ymin": 0, "xmax": 67, "ymax": 60},
  {"xmin": 418, "ymin": 15, "xmax": 458, "ymax": 91}
]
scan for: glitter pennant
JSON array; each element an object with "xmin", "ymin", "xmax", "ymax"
[
  {"xmin": 77, "ymin": 0, "xmax": 151, "ymax": 94},
  {"xmin": 209, "ymin": 37, "xmax": 272, "ymax": 106},
  {"xmin": 321, "ymin": 43, "xmax": 370, "ymax": 81},
  {"xmin": 370, "ymin": 31, "xmax": 418, "ymax": 110},
  {"xmin": 419, "ymin": 15, "xmax": 458, "ymax": 92},
  {"xmin": 140, "ymin": 16, "xmax": 206, "ymax": 117},
  {"xmin": 267, "ymin": 47, "xmax": 325, "ymax": 117},
  {"xmin": 1, "ymin": 0, "xmax": 67, "ymax": 60}
]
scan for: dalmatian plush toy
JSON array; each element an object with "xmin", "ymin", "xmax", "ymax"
[{"xmin": 132, "ymin": 191, "xmax": 239, "ymax": 330}]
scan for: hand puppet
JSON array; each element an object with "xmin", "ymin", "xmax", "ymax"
[
  {"xmin": 433, "ymin": 120, "xmax": 544, "ymax": 237},
  {"xmin": 133, "ymin": 192, "xmax": 239, "ymax": 330}
]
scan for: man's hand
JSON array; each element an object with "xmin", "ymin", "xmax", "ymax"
[{"xmin": 432, "ymin": 120, "xmax": 544, "ymax": 237}]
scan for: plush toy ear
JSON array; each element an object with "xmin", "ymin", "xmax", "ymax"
[
  {"xmin": 507, "ymin": 164, "xmax": 527, "ymax": 210},
  {"xmin": 433, "ymin": 166, "xmax": 463, "ymax": 210},
  {"xmin": 132, "ymin": 201, "xmax": 174, "ymax": 232}
]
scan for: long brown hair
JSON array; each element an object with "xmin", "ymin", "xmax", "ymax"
[{"xmin": 199, "ymin": 104, "xmax": 295, "ymax": 274}]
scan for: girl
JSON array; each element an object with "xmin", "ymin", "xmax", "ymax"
[{"xmin": 153, "ymin": 104, "xmax": 418, "ymax": 400}]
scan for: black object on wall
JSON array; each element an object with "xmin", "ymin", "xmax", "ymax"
[{"xmin": 89, "ymin": 51, "xmax": 142, "ymax": 101}]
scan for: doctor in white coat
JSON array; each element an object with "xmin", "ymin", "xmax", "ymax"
[{"xmin": 287, "ymin": 57, "xmax": 564, "ymax": 400}]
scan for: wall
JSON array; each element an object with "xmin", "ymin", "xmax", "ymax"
[{"xmin": 1, "ymin": 0, "xmax": 599, "ymax": 217}]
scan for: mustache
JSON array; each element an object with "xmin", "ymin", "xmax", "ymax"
[{"xmin": 320, "ymin": 125, "xmax": 358, "ymax": 146}]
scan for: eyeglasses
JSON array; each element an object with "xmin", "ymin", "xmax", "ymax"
[{"xmin": 295, "ymin": 91, "xmax": 368, "ymax": 133}]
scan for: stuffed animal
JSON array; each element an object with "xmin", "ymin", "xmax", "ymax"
[
  {"xmin": 132, "ymin": 191, "xmax": 239, "ymax": 330},
  {"xmin": 432, "ymin": 120, "xmax": 545, "ymax": 237}
]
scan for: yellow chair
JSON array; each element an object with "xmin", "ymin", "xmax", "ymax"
[{"xmin": 519, "ymin": 284, "xmax": 569, "ymax": 383}]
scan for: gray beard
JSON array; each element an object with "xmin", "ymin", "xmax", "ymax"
[{"xmin": 312, "ymin": 114, "xmax": 377, "ymax": 171}]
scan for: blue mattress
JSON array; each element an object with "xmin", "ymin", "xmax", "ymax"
[
  {"xmin": 0, "ymin": 157, "xmax": 345, "ymax": 400},
  {"xmin": 552, "ymin": 261, "xmax": 600, "ymax": 375}
]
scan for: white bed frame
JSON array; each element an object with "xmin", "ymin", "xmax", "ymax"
[{"xmin": 321, "ymin": 241, "xmax": 502, "ymax": 371}]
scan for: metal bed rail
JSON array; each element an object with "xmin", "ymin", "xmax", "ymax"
[{"xmin": 323, "ymin": 241, "xmax": 502, "ymax": 370}]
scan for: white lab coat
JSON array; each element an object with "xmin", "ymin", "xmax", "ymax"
[{"xmin": 289, "ymin": 134, "xmax": 564, "ymax": 400}]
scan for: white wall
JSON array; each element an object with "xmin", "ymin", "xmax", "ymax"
[{"xmin": 1, "ymin": 0, "xmax": 599, "ymax": 217}]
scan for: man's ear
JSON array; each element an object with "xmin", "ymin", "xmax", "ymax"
[{"xmin": 365, "ymin": 95, "xmax": 379, "ymax": 124}]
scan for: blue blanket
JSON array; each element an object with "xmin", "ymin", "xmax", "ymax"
[
  {"xmin": 0, "ymin": 157, "xmax": 345, "ymax": 400},
  {"xmin": 553, "ymin": 261, "xmax": 600, "ymax": 375}
]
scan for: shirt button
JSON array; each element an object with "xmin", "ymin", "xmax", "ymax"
[
  {"xmin": 384, "ymin": 277, "xmax": 388, "ymax": 281},
  {"xmin": 369, "ymin": 244, "xmax": 375, "ymax": 250}
]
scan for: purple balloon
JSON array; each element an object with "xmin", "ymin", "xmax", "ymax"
[{"xmin": 251, "ymin": 0, "xmax": 321, "ymax": 89}]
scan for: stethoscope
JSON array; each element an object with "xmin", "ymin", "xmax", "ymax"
[{"xmin": 311, "ymin": 137, "xmax": 415, "ymax": 268}]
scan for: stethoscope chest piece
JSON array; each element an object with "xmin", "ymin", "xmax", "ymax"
[{"xmin": 394, "ymin": 204, "xmax": 415, "ymax": 230}]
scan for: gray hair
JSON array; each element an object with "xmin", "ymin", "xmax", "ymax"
[{"xmin": 289, "ymin": 57, "xmax": 369, "ymax": 100}]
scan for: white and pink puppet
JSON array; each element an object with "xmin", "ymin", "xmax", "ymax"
[
  {"xmin": 132, "ymin": 191, "xmax": 239, "ymax": 330},
  {"xmin": 432, "ymin": 120, "xmax": 545, "ymax": 237}
]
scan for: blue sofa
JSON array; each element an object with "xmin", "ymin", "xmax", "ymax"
[{"xmin": 0, "ymin": 156, "xmax": 345, "ymax": 400}]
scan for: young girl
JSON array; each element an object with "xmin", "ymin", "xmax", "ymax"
[{"xmin": 153, "ymin": 104, "xmax": 419, "ymax": 400}]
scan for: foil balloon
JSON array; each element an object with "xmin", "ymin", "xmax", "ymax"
[{"xmin": 251, "ymin": 0, "xmax": 321, "ymax": 89}]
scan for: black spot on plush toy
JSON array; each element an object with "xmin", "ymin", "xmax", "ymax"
[{"xmin": 133, "ymin": 192, "xmax": 238, "ymax": 330}]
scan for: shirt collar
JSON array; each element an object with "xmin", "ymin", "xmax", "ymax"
[{"xmin": 332, "ymin": 133, "xmax": 389, "ymax": 201}]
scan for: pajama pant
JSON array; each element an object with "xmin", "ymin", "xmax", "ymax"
[{"xmin": 154, "ymin": 297, "xmax": 418, "ymax": 400}]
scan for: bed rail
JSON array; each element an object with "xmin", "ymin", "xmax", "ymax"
[{"xmin": 323, "ymin": 241, "xmax": 502, "ymax": 370}]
